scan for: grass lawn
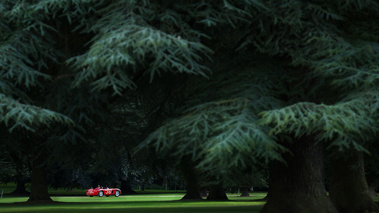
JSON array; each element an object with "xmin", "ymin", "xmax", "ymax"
[
  {"xmin": 0, "ymin": 188, "xmax": 266, "ymax": 213},
  {"xmin": 1, "ymin": 186, "xmax": 379, "ymax": 213}
]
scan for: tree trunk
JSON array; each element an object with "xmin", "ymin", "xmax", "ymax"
[
  {"xmin": 181, "ymin": 172, "xmax": 202, "ymax": 199},
  {"xmin": 181, "ymin": 158, "xmax": 202, "ymax": 200},
  {"xmin": 329, "ymin": 151, "xmax": 379, "ymax": 213},
  {"xmin": 120, "ymin": 179, "xmax": 137, "ymax": 195},
  {"xmin": 207, "ymin": 182, "xmax": 228, "ymax": 201},
  {"xmin": 28, "ymin": 152, "xmax": 52, "ymax": 202},
  {"xmin": 12, "ymin": 176, "xmax": 30, "ymax": 195},
  {"xmin": 239, "ymin": 187, "xmax": 250, "ymax": 197},
  {"xmin": 261, "ymin": 136, "xmax": 338, "ymax": 213}
]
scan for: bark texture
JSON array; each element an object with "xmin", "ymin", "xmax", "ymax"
[
  {"xmin": 329, "ymin": 151, "xmax": 379, "ymax": 213},
  {"xmin": 261, "ymin": 136, "xmax": 338, "ymax": 213},
  {"xmin": 28, "ymin": 152, "xmax": 52, "ymax": 202}
]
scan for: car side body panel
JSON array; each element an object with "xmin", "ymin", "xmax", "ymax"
[{"xmin": 86, "ymin": 187, "xmax": 122, "ymax": 197}]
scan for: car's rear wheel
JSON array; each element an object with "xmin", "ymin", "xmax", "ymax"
[
  {"xmin": 98, "ymin": 191, "xmax": 104, "ymax": 197},
  {"xmin": 115, "ymin": 190, "xmax": 120, "ymax": 197}
]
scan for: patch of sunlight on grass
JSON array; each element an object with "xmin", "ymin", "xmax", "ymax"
[{"xmin": 0, "ymin": 197, "xmax": 29, "ymax": 203}]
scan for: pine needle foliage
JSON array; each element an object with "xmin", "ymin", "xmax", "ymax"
[
  {"xmin": 1, "ymin": 0, "xmax": 240, "ymax": 133},
  {"xmin": 0, "ymin": 0, "xmax": 264, "ymax": 175},
  {"xmin": 2, "ymin": 0, "xmax": 379, "ymax": 182},
  {"xmin": 259, "ymin": 95, "xmax": 379, "ymax": 152},
  {"xmin": 139, "ymin": 0, "xmax": 379, "ymax": 173},
  {"xmin": 68, "ymin": 0, "xmax": 237, "ymax": 94},
  {"xmin": 139, "ymin": 56, "xmax": 288, "ymax": 173},
  {"xmin": 238, "ymin": 0, "xmax": 379, "ymax": 152}
]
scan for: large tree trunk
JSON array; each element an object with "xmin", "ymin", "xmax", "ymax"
[
  {"xmin": 181, "ymin": 158, "xmax": 202, "ymax": 200},
  {"xmin": 261, "ymin": 136, "xmax": 338, "ymax": 213},
  {"xmin": 207, "ymin": 182, "xmax": 228, "ymax": 201},
  {"xmin": 28, "ymin": 152, "xmax": 52, "ymax": 202},
  {"xmin": 329, "ymin": 151, "xmax": 379, "ymax": 213}
]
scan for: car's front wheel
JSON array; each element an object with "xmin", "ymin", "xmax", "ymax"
[
  {"xmin": 98, "ymin": 191, "xmax": 104, "ymax": 197},
  {"xmin": 115, "ymin": 190, "xmax": 120, "ymax": 197}
]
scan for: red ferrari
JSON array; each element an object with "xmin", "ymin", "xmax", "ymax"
[{"xmin": 86, "ymin": 187, "xmax": 121, "ymax": 197}]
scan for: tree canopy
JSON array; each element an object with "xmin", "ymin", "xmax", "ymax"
[{"xmin": 1, "ymin": 0, "xmax": 379, "ymax": 212}]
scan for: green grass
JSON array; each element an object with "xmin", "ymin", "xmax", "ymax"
[
  {"xmin": 2, "ymin": 187, "xmax": 378, "ymax": 213},
  {"xmin": 0, "ymin": 192, "xmax": 266, "ymax": 213}
]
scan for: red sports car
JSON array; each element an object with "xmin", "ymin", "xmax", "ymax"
[{"xmin": 86, "ymin": 187, "xmax": 121, "ymax": 197}]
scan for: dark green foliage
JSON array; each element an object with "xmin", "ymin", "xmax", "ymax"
[
  {"xmin": 139, "ymin": 56, "xmax": 288, "ymax": 174},
  {"xmin": 246, "ymin": 0, "xmax": 379, "ymax": 152},
  {"xmin": 137, "ymin": 0, "xmax": 379, "ymax": 180},
  {"xmin": 0, "ymin": 0, "xmax": 242, "ymax": 133},
  {"xmin": 1, "ymin": 0, "xmax": 93, "ymax": 134},
  {"xmin": 1, "ymin": 1, "xmax": 379, "ymax": 205},
  {"xmin": 1, "ymin": 0, "xmax": 229, "ymax": 200},
  {"xmin": 259, "ymin": 95, "xmax": 379, "ymax": 151}
]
